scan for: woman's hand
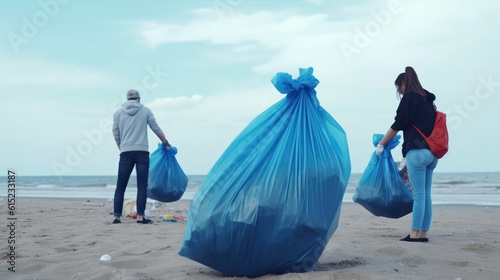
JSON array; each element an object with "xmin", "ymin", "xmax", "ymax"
[{"xmin": 375, "ymin": 144, "xmax": 384, "ymax": 157}]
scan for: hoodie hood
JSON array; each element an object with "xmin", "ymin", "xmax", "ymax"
[
  {"xmin": 426, "ymin": 91, "xmax": 436, "ymax": 103},
  {"xmin": 121, "ymin": 100, "xmax": 144, "ymax": 116}
]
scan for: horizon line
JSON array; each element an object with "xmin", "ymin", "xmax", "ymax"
[{"xmin": 2, "ymin": 171, "xmax": 500, "ymax": 177}]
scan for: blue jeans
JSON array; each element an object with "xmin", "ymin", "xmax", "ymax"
[
  {"xmin": 114, "ymin": 151, "xmax": 150, "ymax": 217},
  {"xmin": 406, "ymin": 149, "xmax": 438, "ymax": 231}
]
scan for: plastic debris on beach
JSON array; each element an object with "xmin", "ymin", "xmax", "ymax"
[
  {"xmin": 353, "ymin": 134, "xmax": 414, "ymax": 218},
  {"xmin": 99, "ymin": 254, "xmax": 111, "ymax": 261},
  {"xmin": 162, "ymin": 214, "xmax": 186, "ymax": 222},
  {"xmin": 124, "ymin": 199, "xmax": 137, "ymax": 217},
  {"xmin": 396, "ymin": 159, "xmax": 414, "ymax": 193},
  {"xmin": 178, "ymin": 67, "xmax": 351, "ymax": 277},
  {"xmin": 147, "ymin": 145, "xmax": 188, "ymax": 202}
]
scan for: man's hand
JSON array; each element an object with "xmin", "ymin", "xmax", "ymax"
[
  {"xmin": 163, "ymin": 140, "xmax": 171, "ymax": 150},
  {"xmin": 158, "ymin": 133, "xmax": 170, "ymax": 150}
]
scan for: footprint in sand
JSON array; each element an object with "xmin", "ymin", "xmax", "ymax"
[
  {"xmin": 315, "ymin": 258, "xmax": 365, "ymax": 271},
  {"xmin": 401, "ymin": 255, "xmax": 426, "ymax": 268},
  {"xmin": 108, "ymin": 259, "xmax": 157, "ymax": 270},
  {"xmin": 376, "ymin": 247, "xmax": 406, "ymax": 256},
  {"xmin": 449, "ymin": 261, "xmax": 468, "ymax": 267},
  {"xmin": 461, "ymin": 243, "xmax": 497, "ymax": 254},
  {"xmin": 54, "ymin": 246, "xmax": 78, "ymax": 253}
]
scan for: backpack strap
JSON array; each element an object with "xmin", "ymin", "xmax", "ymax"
[
  {"xmin": 412, "ymin": 102, "xmax": 437, "ymax": 139},
  {"xmin": 412, "ymin": 124, "xmax": 427, "ymax": 140}
]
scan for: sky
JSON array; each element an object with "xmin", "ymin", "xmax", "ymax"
[{"xmin": 1, "ymin": 0, "xmax": 499, "ymax": 176}]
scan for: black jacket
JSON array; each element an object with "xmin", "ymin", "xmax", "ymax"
[{"xmin": 391, "ymin": 91, "xmax": 436, "ymax": 157}]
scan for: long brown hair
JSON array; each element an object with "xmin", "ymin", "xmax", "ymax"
[
  {"xmin": 395, "ymin": 72, "xmax": 405, "ymax": 99},
  {"xmin": 403, "ymin": 66, "xmax": 427, "ymax": 98}
]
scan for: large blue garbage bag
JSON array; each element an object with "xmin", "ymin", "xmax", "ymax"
[
  {"xmin": 147, "ymin": 144, "xmax": 188, "ymax": 202},
  {"xmin": 352, "ymin": 134, "xmax": 413, "ymax": 218},
  {"xmin": 178, "ymin": 67, "xmax": 351, "ymax": 277}
]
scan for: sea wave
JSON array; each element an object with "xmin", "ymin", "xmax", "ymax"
[
  {"xmin": 1, "ymin": 173, "xmax": 499, "ymax": 205},
  {"xmin": 36, "ymin": 184, "xmax": 58, "ymax": 189},
  {"xmin": 433, "ymin": 183, "xmax": 500, "ymax": 191},
  {"xmin": 433, "ymin": 180, "xmax": 471, "ymax": 185}
]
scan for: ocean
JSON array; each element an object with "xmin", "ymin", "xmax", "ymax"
[{"xmin": 1, "ymin": 172, "xmax": 499, "ymax": 206}]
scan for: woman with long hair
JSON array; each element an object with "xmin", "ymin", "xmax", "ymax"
[{"xmin": 376, "ymin": 66, "xmax": 438, "ymax": 242}]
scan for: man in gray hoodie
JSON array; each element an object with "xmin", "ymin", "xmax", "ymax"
[{"xmin": 112, "ymin": 89, "xmax": 170, "ymax": 224}]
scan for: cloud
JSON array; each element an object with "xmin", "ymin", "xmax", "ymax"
[
  {"xmin": 0, "ymin": 57, "xmax": 122, "ymax": 89},
  {"xmin": 134, "ymin": 0, "xmax": 500, "ymax": 173},
  {"xmin": 307, "ymin": 0, "xmax": 324, "ymax": 4},
  {"xmin": 136, "ymin": 10, "xmax": 338, "ymax": 50},
  {"xmin": 135, "ymin": 0, "xmax": 500, "ymax": 75},
  {"xmin": 146, "ymin": 94, "xmax": 204, "ymax": 110},
  {"xmin": 4, "ymin": 0, "xmax": 499, "ymax": 175},
  {"xmin": 150, "ymin": 86, "xmax": 284, "ymax": 174}
]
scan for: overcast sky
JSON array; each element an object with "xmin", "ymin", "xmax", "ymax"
[{"xmin": 1, "ymin": 0, "xmax": 499, "ymax": 176}]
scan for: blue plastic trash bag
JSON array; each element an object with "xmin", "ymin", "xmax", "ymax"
[
  {"xmin": 147, "ymin": 144, "xmax": 188, "ymax": 202},
  {"xmin": 178, "ymin": 67, "xmax": 351, "ymax": 277},
  {"xmin": 352, "ymin": 134, "xmax": 413, "ymax": 218}
]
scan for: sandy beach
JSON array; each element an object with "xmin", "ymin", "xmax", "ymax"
[{"xmin": 1, "ymin": 198, "xmax": 499, "ymax": 280}]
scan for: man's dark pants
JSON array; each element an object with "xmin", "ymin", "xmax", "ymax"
[{"xmin": 113, "ymin": 151, "xmax": 150, "ymax": 217}]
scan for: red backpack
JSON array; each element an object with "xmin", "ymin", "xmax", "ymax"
[{"xmin": 412, "ymin": 110, "xmax": 449, "ymax": 159}]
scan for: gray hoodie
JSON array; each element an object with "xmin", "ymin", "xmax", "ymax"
[{"xmin": 112, "ymin": 100, "xmax": 163, "ymax": 153}]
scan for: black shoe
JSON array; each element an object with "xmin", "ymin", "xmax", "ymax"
[
  {"xmin": 112, "ymin": 219, "xmax": 121, "ymax": 224},
  {"xmin": 137, "ymin": 218, "xmax": 153, "ymax": 224},
  {"xmin": 399, "ymin": 234, "xmax": 423, "ymax": 242},
  {"xmin": 420, "ymin": 237, "xmax": 429, "ymax": 243}
]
